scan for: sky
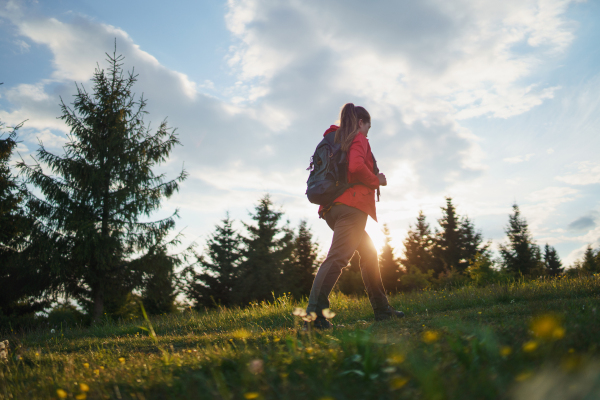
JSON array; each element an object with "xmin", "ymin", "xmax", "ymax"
[{"xmin": 1, "ymin": 0, "xmax": 600, "ymax": 268}]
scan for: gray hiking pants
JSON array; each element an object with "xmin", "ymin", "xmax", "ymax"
[{"xmin": 306, "ymin": 204, "xmax": 390, "ymax": 317}]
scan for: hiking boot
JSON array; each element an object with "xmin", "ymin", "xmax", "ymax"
[
  {"xmin": 374, "ymin": 305, "xmax": 405, "ymax": 321},
  {"xmin": 303, "ymin": 317, "xmax": 333, "ymax": 331}
]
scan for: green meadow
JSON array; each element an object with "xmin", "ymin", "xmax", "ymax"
[{"xmin": 2, "ymin": 275, "xmax": 600, "ymax": 400}]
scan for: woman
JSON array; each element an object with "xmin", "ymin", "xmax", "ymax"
[{"xmin": 305, "ymin": 103, "xmax": 405, "ymax": 330}]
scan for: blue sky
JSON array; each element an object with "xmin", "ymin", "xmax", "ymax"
[{"xmin": 1, "ymin": 0, "xmax": 600, "ymax": 267}]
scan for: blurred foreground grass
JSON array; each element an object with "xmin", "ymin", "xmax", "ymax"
[{"xmin": 2, "ymin": 275, "xmax": 600, "ymax": 399}]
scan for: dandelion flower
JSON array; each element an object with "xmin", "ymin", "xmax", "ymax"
[
  {"xmin": 322, "ymin": 308, "xmax": 336, "ymax": 319},
  {"xmin": 522, "ymin": 341, "xmax": 538, "ymax": 352},
  {"xmin": 421, "ymin": 330, "xmax": 439, "ymax": 344},
  {"xmin": 390, "ymin": 376, "xmax": 409, "ymax": 390},
  {"xmin": 387, "ymin": 354, "xmax": 405, "ymax": 364},
  {"xmin": 500, "ymin": 346, "xmax": 512, "ymax": 357},
  {"xmin": 56, "ymin": 389, "xmax": 68, "ymax": 398},
  {"xmin": 552, "ymin": 327, "xmax": 565, "ymax": 339},
  {"xmin": 80, "ymin": 383, "xmax": 89, "ymax": 392},
  {"xmin": 83, "ymin": 362, "xmax": 89, "ymax": 368},
  {"xmin": 531, "ymin": 315, "xmax": 564, "ymax": 340},
  {"xmin": 233, "ymin": 329, "xmax": 251, "ymax": 339},
  {"xmin": 93, "ymin": 369, "xmax": 100, "ymax": 375},
  {"xmin": 118, "ymin": 357, "xmax": 125, "ymax": 364},
  {"xmin": 244, "ymin": 392, "xmax": 260, "ymax": 399},
  {"xmin": 75, "ymin": 394, "xmax": 87, "ymax": 400}
]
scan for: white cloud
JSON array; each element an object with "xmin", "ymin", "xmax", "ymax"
[
  {"xmin": 556, "ymin": 162, "xmax": 600, "ymax": 185},
  {"xmin": 503, "ymin": 153, "xmax": 535, "ymax": 163}
]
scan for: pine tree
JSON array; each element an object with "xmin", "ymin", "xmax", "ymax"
[
  {"xmin": 399, "ymin": 211, "xmax": 435, "ymax": 274},
  {"xmin": 286, "ymin": 219, "xmax": 319, "ymax": 299},
  {"xmin": 433, "ymin": 198, "xmax": 486, "ymax": 275},
  {"xmin": 543, "ymin": 244, "xmax": 563, "ymax": 276},
  {"xmin": 581, "ymin": 245, "xmax": 598, "ymax": 273},
  {"xmin": 433, "ymin": 198, "xmax": 461, "ymax": 274},
  {"xmin": 379, "ymin": 224, "xmax": 401, "ymax": 293},
  {"xmin": 140, "ymin": 247, "xmax": 180, "ymax": 315},
  {"xmin": 233, "ymin": 195, "xmax": 295, "ymax": 305},
  {"xmin": 17, "ymin": 49, "xmax": 187, "ymax": 322},
  {"xmin": 499, "ymin": 204, "xmax": 542, "ymax": 276},
  {"xmin": 0, "ymin": 115, "xmax": 53, "ymax": 320},
  {"xmin": 184, "ymin": 213, "xmax": 242, "ymax": 309},
  {"xmin": 459, "ymin": 216, "xmax": 488, "ymax": 270}
]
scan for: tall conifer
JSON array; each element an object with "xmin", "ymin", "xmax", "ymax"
[
  {"xmin": 543, "ymin": 243, "xmax": 563, "ymax": 276},
  {"xmin": 17, "ymin": 49, "xmax": 187, "ymax": 322},
  {"xmin": 499, "ymin": 204, "xmax": 542, "ymax": 276},
  {"xmin": 233, "ymin": 195, "xmax": 295, "ymax": 304},
  {"xmin": 581, "ymin": 245, "xmax": 598, "ymax": 273},
  {"xmin": 184, "ymin": 213, "xmax": 241, "ymax": 308},
  {"xmin": 287, "ymin": 219, "xmax": 320, "ymax": 299},
  {"xmin": 400, "ymin": 211, "xmax": 435, "ymax": 274},
  {"xmin": 433, "ymin": 198, "xmax": 486, "ymax": 275},
  {"xmin": 0, "ymin": 116, "xmax": 53, "ymax": 319}
]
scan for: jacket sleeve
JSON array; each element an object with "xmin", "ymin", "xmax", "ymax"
[{"xmin": 347, "ymin": 137, "xmax": 380, "ymax": 189}]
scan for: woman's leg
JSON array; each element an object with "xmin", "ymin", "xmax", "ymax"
[
  {"xmin": 355, "ymin": 231, "xmax": 390, "ymax": 314},
  {"xmin": 306, "ymin": 205, "xmax": 368, "ymax": 317}
]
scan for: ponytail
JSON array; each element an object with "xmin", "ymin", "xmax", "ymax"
[{"xmin": 335, "ymin": 103, "xmax": 370, "ymax": 152}]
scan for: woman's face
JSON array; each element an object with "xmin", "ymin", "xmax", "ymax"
[{"xmin": 358, "ymin": 119, "xmax": 371, "ymax": 136}]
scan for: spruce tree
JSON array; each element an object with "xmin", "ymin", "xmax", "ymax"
[
  {"xmin": 433, "ymin": 198, "xmax": 486, "ymax": 275},
  {"xmin": 233, "ymin": 195, "xmax": 295, "ymax": 305},
  {"xmin": 379, "ymin": 224, "xmax": 401, "ymax": 293},
  {"xmin": 17, "ymin": 49, "xmax": 187, "ymax": 322},
  {"xmin": 286, "ymin": 219, "xmax": 320, "ymax": 299},
  {"xmin": 499, "ymin": 204, "xmax": 542, "ymax": 276},
  {"xmin": 581, "ymin": 245, "xmax": 598, "ymax": 273},
  {"xmin": 141, "ymin": 247, "xmax": 180, "ymax": 315},
  {"xmin": 399, "ymin": 211, "xmax": 435, "ymax": 274},
  {"xmin": 184, "ymin": 213, "xmax": 242, "ymax": 308},
  {"xmin": 543, "ymin": 244, "xmax": 563, "ymax": 276},
  {"xmin": 433, "ymin": 198, "xmax": 462, "ymax": 274},
  {"xmin": 0, "ymin": 117, "xmax": 54, "ymax": 319}
]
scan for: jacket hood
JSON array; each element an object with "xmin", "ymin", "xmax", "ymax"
[{"xmin": 323, "ymin": 125, "xmax": 339, "ymax": 137}]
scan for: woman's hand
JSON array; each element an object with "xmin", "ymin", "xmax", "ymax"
[{"xmin": 378, "ymin": 173, "xmax": 387, "ymax": 186}]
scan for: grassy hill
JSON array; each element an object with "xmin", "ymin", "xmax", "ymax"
[{"xmin": 2, "ymin": 276, "xmax": 600, "ymax": 400}]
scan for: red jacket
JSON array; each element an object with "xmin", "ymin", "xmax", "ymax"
[{"xmin": 317, "ymin": 125, "xmax": 380, "ymax": 221}]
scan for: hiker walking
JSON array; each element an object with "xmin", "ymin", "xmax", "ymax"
[{"xmin": 304, "ymin": 103, "xmax": 405, "ymax": 329}]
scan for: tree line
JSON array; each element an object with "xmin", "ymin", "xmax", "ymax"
[{"xmin": 1, "ymin": 49, "xmax": 596, "ymax": 329}]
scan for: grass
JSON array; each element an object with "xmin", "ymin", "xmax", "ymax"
[{"xmin": 2, "ymin": 275, "xmax": 600, "ymax": 399}]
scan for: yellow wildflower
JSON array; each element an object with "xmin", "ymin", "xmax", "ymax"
[
  {"xmin": 80, "ymin": 383, "xmax": 89, "ymax": 392},
  {"xmin": 422, "ymin": 330, "xmax": 439, "ymax": 344},
  {"xmin": 387, "ymin": 354, "xmax": 405, "ymax": 364},
  {"xmin": 118, "ymin": 357, "xmax": 125, "ymax": 364},
  {"xmin": 390, "ymin": 376, "xmax": 409, "ymax": 390},
  {"xmin": 233, "ymin": 329, "xmax": 251, "ymax": 339},
  {"xmin": 244, "ymin": 392, "xmax": 260, "ymax": 399},
  {"xmin": 56, "ymin": 389, "xmax": 68, "ymax": 399},
  {"xmin": 75, "ymin": 394, "xmax": 87, "ymax": 400},
  {"xmin": 83, "ymin": 362, "xmax": 89, "ymax": 368},
  {"xmin": 522, "ymin": 341, "xmax": 538, "ymax": 352},
  {"xmin": 500, "ymin": 346, "xmax": 512, "ymax": 357},
  {"xmin": 531, "ymin": 315, "xmax": 564, "ymax": 340}
]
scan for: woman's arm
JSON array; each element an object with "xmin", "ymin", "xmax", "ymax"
[{"xmin": 347, "ymin": 138, "xmax": 380, "ymax": 189}]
